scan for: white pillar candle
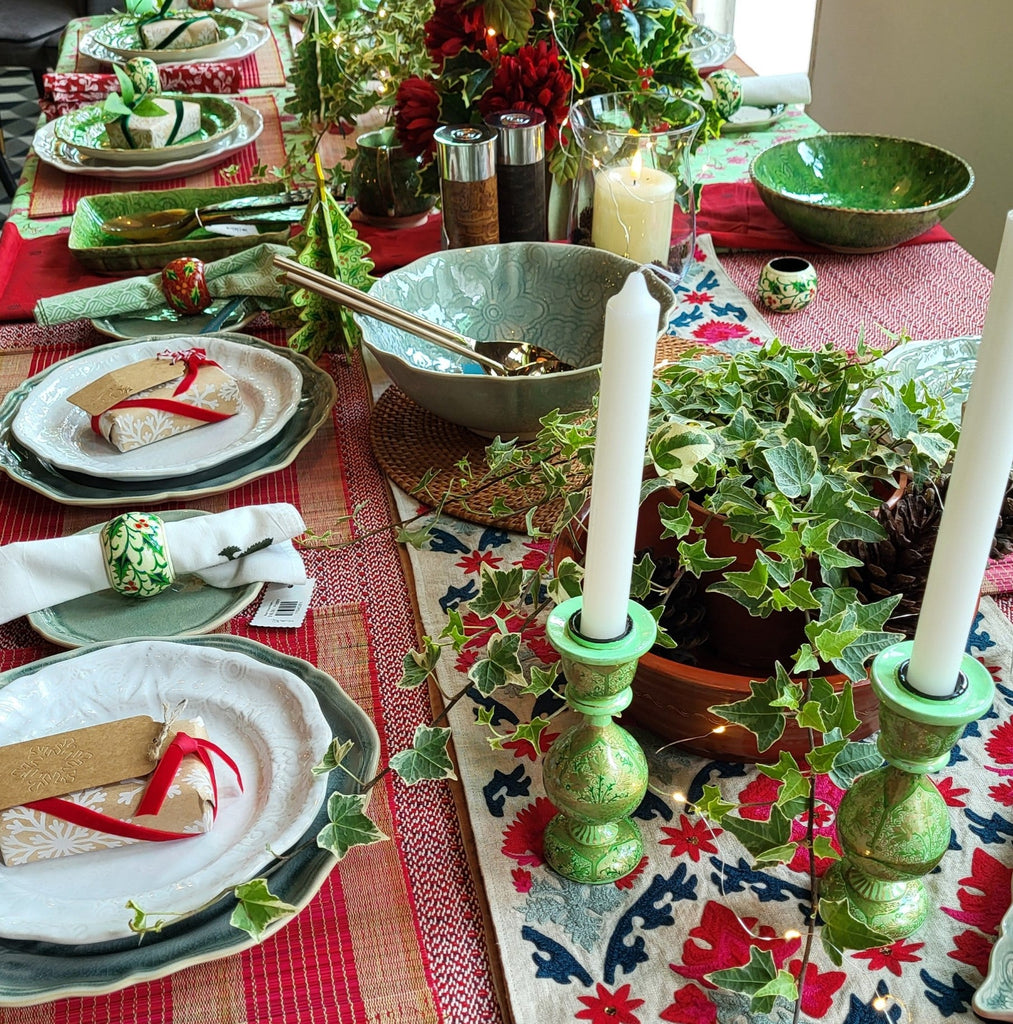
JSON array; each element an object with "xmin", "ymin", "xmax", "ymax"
[
  {"xmin": 580, "ymin": 272, "xmax": 661, "ymax": 641},
  {"xmin": 907, "ymin": 210, "xmax": 1013, "ymax": 696},
  {"xmin": 592, "ymin": 151, "xmax": 676, "ymax": 266}
]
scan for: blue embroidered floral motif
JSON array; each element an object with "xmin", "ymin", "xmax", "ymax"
[
  {"xmin": 439, "ymin": 580, "xmax": 478, "ymax": 612},
  {"xmin": 603, "ymin": 864, "xmax": 698, "ymax": 984},
  {"xmin": 964, "ymin": 808, "xmax": 1013, "ymax": 844},
  {"xmin": 685, "ymin": 761, "xmax": 749, "ymax": 806},
  {"xmin": 670, "ymin": 306, "xmax": 705, "ymax": 328},
  {"xmin": 483, "ymin": 764, "xmax": 530, "ymax": 816},
  {"xmin": 631, "ymin": 788, "xmax": 673, "ymax": 823},
  {"xmin": 841, "ymin": 980, "xmax": 902, "ymax": 1023},
  {"xmin": 968, "ymin": 612, "xmax": 996, "ymax": 652},
  {"xmin": 998, "ymin": 682, "xmax": 1013, "ymax": 706},
  {"xmin": 946, "ymin": 741, "xmax": 969, "ymax": 769},
  {"xmin": 919, "ymin": 968, "xmax": 976, "ymax": 1016},
  {"xmin": 427, "ymin": 527, "xmax": 471, "ymax": 554},
  {"xmin": 521, "ymin": 925, "xmax": 593, "ymax": 986},
  {"xmin": 533, "ymin": 688, "xmax": 566, "ymax": 718},
  {"xmin": 478, "ymin": 526, "xmax": 511, "ymax": 550},
  {"xmin": 469, "ymin": 687, "xmax": 518, "ymax": 727},
  {"xmin": 709, "ymin": 300, "xmax": 748, "ymax": 322},
  {"xmin": 708, "ymin": 856, "xmax": 811, "ymax": 904},
  {"xmin": 679, "ymin": 270, "xmax": 720, "ymax": 294}
]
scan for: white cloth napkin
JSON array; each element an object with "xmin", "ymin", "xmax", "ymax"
[
  {"xmin": 0, "ymin": 503, "xmax": 306, "ymax": 625},
  {"xmin": 740, "ymin": 73, "xmax": 811, "ymax": 109}
]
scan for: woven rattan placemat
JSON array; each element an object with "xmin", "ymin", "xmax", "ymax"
[{"xmin": 369, "ymin": 336, "xmax": 702, "ymax": 534}]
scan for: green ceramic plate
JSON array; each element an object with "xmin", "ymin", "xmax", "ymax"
[
  {"xmin": 91, "ymin": 12, "xmax": 246, "ymax": 62},
  {"xmin": 27, "ymin": 510, "xmax": 262, "ymax": 648},
  {"xmin": 53, "ymin": 95, "xmax": 241, "ymax": 166},
  {"xmin": 68, "ymin": 182, "xmax": 294, "ymax": 273},
  {"xmin": 0, "ymin": 635, "xmax": 380, "ymax": 1006},
  {"xmin": 91, "ymin": 295, "xmax": 260, "ymax": 339},
  {"xmin": 0, "ymin": 332, "xmax": 336, "ymax": 507}
]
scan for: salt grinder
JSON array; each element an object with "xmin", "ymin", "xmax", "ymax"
[
  {"xmin": 485, "ymin": 110, "xmax": 547, "ymax": 242},
  {"xmin": 434, "ymin": 125, "xmax": 500, "ymax": 249}
]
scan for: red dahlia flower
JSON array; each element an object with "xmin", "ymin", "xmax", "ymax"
[
  {"xmin": 478, "ymin": 39, "xmax": 573, "ymax": 149},
  {"xmin": 424, "ymin": 0, "xmax": 488, "ymax": 68},
  {"xmin": 394, "ymin": 76, "xmax": 442, "ymax": 164}
]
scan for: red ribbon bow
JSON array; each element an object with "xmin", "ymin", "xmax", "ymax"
[{"xmin": 158, "ymin": 347, "xmax": 221, "ymax": 396}]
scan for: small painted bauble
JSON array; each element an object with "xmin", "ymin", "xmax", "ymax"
[
  {"xmin": 125, "ymin": 57, "xmax": 161, "ymax": 97},
  {"xmin": 707, "ymin": 68, "xmax": 743, "ymax": 121},
  {"xmin": 161, "ymin": 257, "xmax": 212, "ymax": 314}
]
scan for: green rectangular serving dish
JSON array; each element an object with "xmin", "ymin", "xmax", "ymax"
[{"xmin": 68, "ymin": 181, "xmax": 296, "ymax": 274}]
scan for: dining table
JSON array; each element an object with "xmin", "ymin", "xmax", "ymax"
[{"xmin": 0, "ymin": 7, "xmax": 1012, "ymax": 1024}]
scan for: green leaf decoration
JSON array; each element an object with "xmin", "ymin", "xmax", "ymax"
[
  {"xmin": 677, "ymin": 538, "xmax": 736, "ymax": 576},
  {"xmin": 311, "ymin": 738, "xmax": 355, "ymax": 776},
  {"xmin": 519, "ymin": 663, "xmax": 560, "ymax": 697},
  {"xmin": 229, "ymin": 878, "xmax": 298, "ymax": 942},
  {"xmin": 763, "ymin": 438, "xmax": 819, "ymax": 499},
  {"xmin": 707, "ymin": 946, "xmax": 797, "ymax": 1016},
  {"xmin": 806, "ymin": 736, "xmax": 849, "ymax": 774},
  {"xmin": 316, "ymin": 792, "xmax": 389, "ymax": 858},
  {"xmin": 829, "ymin": 739, "xmax": 883, "ymax": 789},
  {"xmin": 693, "ymin": 783, "xmax": 735, "ymax": 822},
  {"xmin": 812, "ymin": 835, "xmax": 840, "ymax": 861},
  {"xmin": 709, "ymin": 674, "xmax": 788, "ymax": 752},
  {"xmin": 656, "ymin": 495, "xmax": 693, "ymax": 539},
  {"xmin": 470, "ymin": 566, "xmax": 524, "ymax": 618},
  {"xmin": 722, "ymin": 805, "xmax": 792, "ymax": 862},
  {"xmin": 548, "ymin": 557, "xmax": 583, "ymax": 602},
  {"xmin": 399, "ymin": 635, "xmax": 441, "ymax": 689},
  {"xmin": 819, "ymin": 896, "xmax": 893, "ymax": 965},
  {"xmin": 478, "ymin": 0, "xmax": 534, "ymax": 43},
  {"xmin": 389, "ymin": 724, "xmax": 456, "ymax": 785},
  {"xmin": 493, "ymin": 716, "xmax": 553, "ymax": 753},
  {"xmin": 468, "ymin": 631, "xmax": 523, "ymax": 695}
]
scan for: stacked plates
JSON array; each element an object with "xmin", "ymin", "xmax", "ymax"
[
  {"xmin": 0, "ymin": 634, "xmax": 380, "ymax": 1005},
  {"xmin": 0, "ymin": 332, "xmax": 336, "ymax": 506},
  {"xmin": 83, "ymin": 12, "xmax": 257, "ymax": 64},
  {"xmin": 35, "ymin": 95, "xmax": 263, "ymax": 181}
]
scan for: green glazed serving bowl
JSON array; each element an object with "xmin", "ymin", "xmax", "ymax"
[
  {"xmin": 358, "ymin": 242, "xmax": 675, "ymax": 439},
  {"xmin": 750, "ymin": 133, "xmax": 974, "ymax": 253}
]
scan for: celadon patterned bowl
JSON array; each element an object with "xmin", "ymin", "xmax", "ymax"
[
  {"xmin": 750, "ymin": 133, "xmax": 974, "ymax": 253},
  {"xmin": 358, "ymin": 242, "xmax": 675, "ymax": 439}
]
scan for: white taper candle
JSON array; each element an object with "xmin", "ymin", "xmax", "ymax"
[
  {"xmin": 580, "ymin": 271, "xmax": 661, "ymax": 640},
  {"xmin": 908, "ymin": 210, "xmax": 1013, "ymax": 695}
]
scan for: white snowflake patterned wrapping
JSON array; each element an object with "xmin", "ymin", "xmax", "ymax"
[
  {"xmin": 0, "ymin": 719, "xmax": 217, "ymax": 866},
  {"xmin": 95, "ymin": 363, "xmax": 242, "ymax": 452}
]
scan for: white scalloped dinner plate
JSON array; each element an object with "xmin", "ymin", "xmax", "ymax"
[
  {"xmin": 11, "ymin": 335, "xmax": 302, "ymax": 482},
  {"xmin": 79, "ymin": 18, "xmax": 269, "ymax": 66},
  {"xmin": 0, "ymin": 639, "xmax": 332, "ymax": 944}
]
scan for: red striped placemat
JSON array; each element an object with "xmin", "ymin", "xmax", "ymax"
[{"xmin": 28, "ymin": 94, "xmax": 286, "ymax": 219}]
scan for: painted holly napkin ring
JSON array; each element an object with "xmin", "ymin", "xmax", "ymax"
[{"xmin": 100, "ymin": 511, "xmax": 176, "ymax": 598}]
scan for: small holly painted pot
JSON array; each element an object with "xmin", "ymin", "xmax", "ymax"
[
  {"xmin": 707, "ymin": 68, "xmax": 743, "ymax": 120},
  {"xmin": 188, "ymin": 0, "xmax": 215, "ymax": 9},
  {"xmin": 758, "ymin": 256, "xmax": 818, "ymax": 313},
  {"xmin": 161, "ymin": 257, "xmax": 212, "ymax": 314},
  {"xmin": 125, "ymin": 57, "xmax": 161, "ymax": 97}
]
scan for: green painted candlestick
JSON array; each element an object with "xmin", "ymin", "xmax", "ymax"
[
  {"xmin": 541, "ymin": 596, "xmax": 657, "ymax": 884},
  {"xmin": 822, "ymin": 640, "xmax": 994, "ymax": 940}
]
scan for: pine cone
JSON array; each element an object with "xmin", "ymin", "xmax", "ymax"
[{"xmin": 845, "ymin": 477, "xmax": 1013, "ymax": 637}]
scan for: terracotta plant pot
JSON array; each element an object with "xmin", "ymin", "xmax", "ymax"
[{"xmin": 550, "ymin": 486, "xmax": 879, "ymax": 762}]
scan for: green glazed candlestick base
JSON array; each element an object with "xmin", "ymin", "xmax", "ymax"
[
  {"xmin": 824, "ymin": 641, "xmax": 994, "ymax": 940},
  {"xmin": 541, "ymin": 597, "xmax": 657, "ymax": 884}
]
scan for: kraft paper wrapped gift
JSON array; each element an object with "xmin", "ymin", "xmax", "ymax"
[
  {"xmin": 139, "ymin": 15, "xmax": 221, "ymax": 50},
  {"xmin": 0, "ymin": 715, "xmax": 239, "ymax": 866},
  {"xmin": 68, "ymin": 346, "xmax": 242, "ymax": 452},
  {"xmin": 105, "ymin": 96, "xmax": 202, "ymax": 149}
]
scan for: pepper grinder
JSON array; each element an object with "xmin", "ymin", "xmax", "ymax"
[
  {"xmin": 485, "ymin": 110, "xmax": 547, "ymax": 242},
  {"xmin": 434, "ymin": 125, "xmax": 500, "ymax": 249}
]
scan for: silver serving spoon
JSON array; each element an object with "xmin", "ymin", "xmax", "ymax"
[{"xmin": 274, "ymin": 256, "xmax": 574, "ymax": 378}]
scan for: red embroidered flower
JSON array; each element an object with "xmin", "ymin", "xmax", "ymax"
[
  {"xmin": 944, "ymin": 846, "xmax": 1013, "ymax": 935},
  {"xmin": 501, "ymin": 727, "xmax": 558, "ymax": 761},
  {"xmin": 689, "ymin": 321, "xmax": 756, "ymax": 345},
  {"xmin": 681, "ymin": 290, "xmax": 714, "ymax": 305},
  {"xmin": 659, "ymin": 814, "xmax": 721, "ymax": 862},
  {"xmin": 788, "ymin": 960, "xmax": 847, "ymax": 1016},
  {"xmin": 514, "ymin": 539, "xmax": 549, "ymax": 570},
  {"xmin": 394, "ymin": 76, "xmax": 442, "ymax": 164},
  {"xmin": 851, "ymin": 939, "xmax": 924, "ymax": 977},
  {"xmin": 453, "ymin": 603, "xmax": 558, "ymax": 672},
  {"xmin": 478, "ymin": 39, "xmax": 573, "ymax": 149},
  {"xmin": 424, "ymin": 0, "xmax": 488, "ymax": 67},
  {"xmin": 576, "ymin": 982, "xmax": 645, "ymax": 1024},
  {"xmin": 659, "ymin": 983, "xmax": 717, "ymax": 1024},
  {"xmin": 615, "ymin": 855, "xmax": 649, "ymax": 891},
  {"xmin": 948, "ymin": 928, "xmax": 994, "ymax": 975},
  {"xmin": 937, "ymin": 776, "xmax": 970, "ymax": 807},
  {"xmin": 501, "ymin": 796, "xmax": 557, "ymax": 866},
  {"xmin": 989, "ymin": 779, "xmax": 1013, "ymax": 806},
  {"xmin": 456, "ymin": 550, "xmax": 503, "ymax": 575},
  {"xmin": 986, "ymin": 720, "xmax": 1013, "ymax": 772},
  {"xmin": 673, "ymin": 901, "xmax": 800, "ymax": 988},
  {"xmin": 511, "ymin": 867, "xmax": 533, "ymax": 893}
]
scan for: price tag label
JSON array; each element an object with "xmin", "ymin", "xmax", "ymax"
[
  {"xmin": 251, "ymin": 579, "xmax": 316, "ymax": 628},
  {"xmin": 207, "ymin": 223, "xmax": 260, "ymax": 237}
]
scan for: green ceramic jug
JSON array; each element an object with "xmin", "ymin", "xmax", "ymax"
[{"xmin": 349, "ymin": 127, "xmax": 436, "ymax": 228}]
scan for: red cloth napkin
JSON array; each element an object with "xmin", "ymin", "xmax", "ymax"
[
  {"xmin": 40, "ymin": 65, "xmax": 242, "ymax": 120},
  {"xmin": 697, "ymin": 181, "xmax": 954, "ymax": 252}
]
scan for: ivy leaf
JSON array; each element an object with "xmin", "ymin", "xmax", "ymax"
[
  {"xmin": 316, "ymin": 792, "xmax": 388, "ymax": 858},
  {"xmin": 229, "ymin": 878, "xmax": 298, "ymax": 942},
  {"xmin": 722, "ymin": 805, "xmax": 791, "ymax": 861},
  {"xmin": 657, "ymin": 495, "xmax": 693, "ymax": 539},
  {"xmin": 763, "ymin": 438, "xmax": 819, "ymax": 499},
  {"xmin": 821, "ymin": 680, "xmax": 862, "ymax": 737},
  {"xmin": 492, "ymin": 716, "xmax": 552, "ymax": 753},
  {"xmin": 710, "ymin": 674, "xmax": 787, "ymax": 752},
  {"xmin": 399, "ymin": 635, "xmax": 441, "ymax": 689},
  {"xmin": 751, "ymin": 841, "xmax": 800, "ymax": 868},
  {"xmin": 812, "ymin": 835, "xmax": 841, "ymax": 861},
  {"xmin": 519, "ymin": 663, "xmax": 560, "ymax": 697},
  {"xmin": 470, "ymin": 566, "xmax": 523, "ymax": 617},
  {"xmin": 389, "ymin": 724, "xmax": 456, "ymax": 784},
  {"xmin": 694, "ymin": 783, "xmax": 735, "ymax": 822},
  {"xmin": 468, "ymin": 631, "xmax": 523, "ymax": 695},
  {"xmin": 792, "ymin": 642, "xmax": 821, "ymax": 675},
  {"xmin": 630, "ymin": 550, "xmax": 656, "ymax": 601},
  {"xmin": 676, "ymin": 538, "xmax": 736, "ymax": 577},
  {"xmin": 481, "ymin": 0, "xmax": 534, "ymax": 41},
  {"xmin": 311, "ymin": 738, "xmax": 355, "ymax": 776},
  {"xmin": 649, "ymin": 421, "xmax": 715, "ymax": 484},
  {"xmin": 707, "ymin": 946, "xmax": 797, "ymax": 1016},
  {"xmin": 806, "ymin": 736, "xmax": 849, "ymax": 774},
  {"xmin": 829, "ymin": 739, "xmax": 883, "ymax": 789},
  {"xmin": 820, "ymin": 896, "xmax": 893, "ymax": 966}
]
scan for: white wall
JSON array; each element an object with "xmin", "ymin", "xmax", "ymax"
[{"xmin": 807, "ymin": 0, "xmax": 1013, "ymax": 269}]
